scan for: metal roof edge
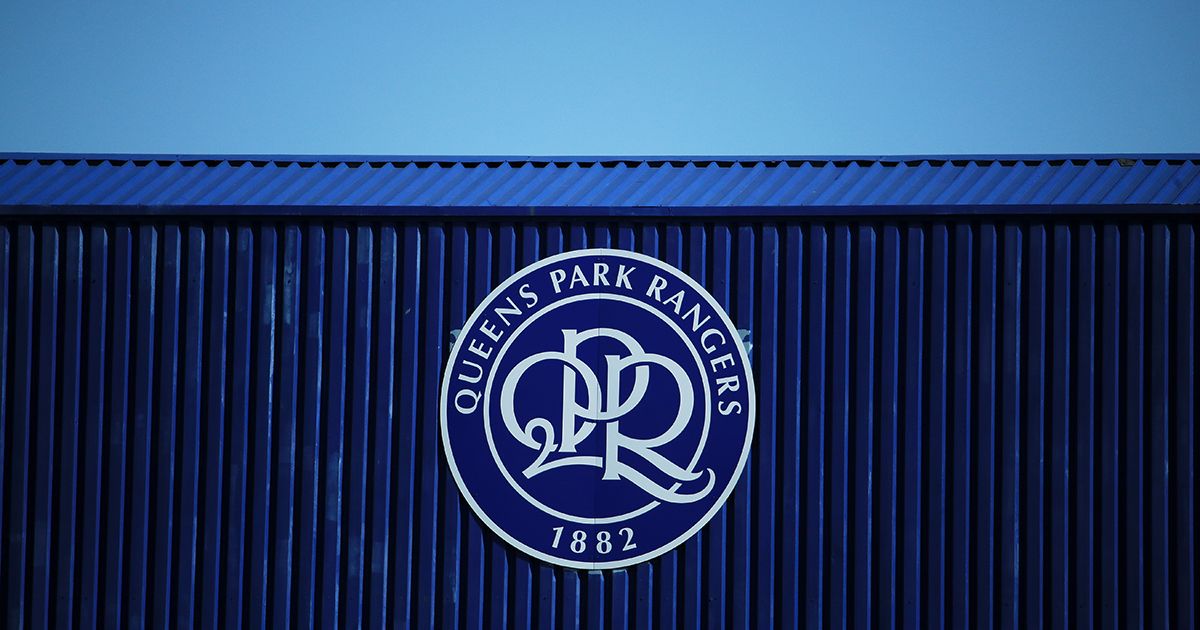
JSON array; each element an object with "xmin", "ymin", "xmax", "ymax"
[
  {"xmin": 3, "ymin": 203, "xmax": 1196, "ymax": 218},
  {"xmin": 3, "ymin": 152, "xmax": 1200, "ymax": 164},
  {"xmin": 4, "ymin": 155, "xmax": 1199, "ymax": 209}
]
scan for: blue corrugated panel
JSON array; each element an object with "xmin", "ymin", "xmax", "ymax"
[
  {"xmin": 2, "ymin": 155, "xmax": 1200, "ymax": 212},
  {"xmin": 1, "ymin": 208, "xmax": 1197, "ymax": 628}
]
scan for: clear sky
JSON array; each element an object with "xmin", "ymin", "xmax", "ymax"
[{"xmin": 2, "ymin": 2, "xmax": 1197, "ymax": 156}]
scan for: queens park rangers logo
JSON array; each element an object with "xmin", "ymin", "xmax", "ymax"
[{"xmin": 440, "ymin": 248, "xmax": 755, "ymax": 569}]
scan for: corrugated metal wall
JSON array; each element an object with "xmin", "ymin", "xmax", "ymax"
[{"xmin": 1, "ymin": 216, "xmax": 1196, "ymax": 629}]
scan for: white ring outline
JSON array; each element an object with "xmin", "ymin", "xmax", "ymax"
[{"xmin": 440, "ymin": 248, "xmax": 756, "ymax": 570}]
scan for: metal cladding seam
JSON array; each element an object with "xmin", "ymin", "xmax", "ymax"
[
  {"xmin": 0, "ymin": 216, "xmax": 1197, "ymax": 629},
  {"xmin": 2, "ymin": 157, "xmax": 1200, "ymax": 209}
]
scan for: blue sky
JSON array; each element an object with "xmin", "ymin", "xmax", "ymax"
[{"xmin": 2, "ymin": 2, "xmax": 1197, "ymax": 156}]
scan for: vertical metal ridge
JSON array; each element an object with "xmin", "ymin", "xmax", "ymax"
[
  {"xmin": 756, "ymin": 223, "xmax": 780, "ymax": 629},
  {"xmin": 1073, "ymin": 224, "xmax": 1098, "ymax": 629},
  {"xmin": 1147, "ymin": 224, "xmax": 1170, "ymax": 630},
  {"xmin": 781, "ymin": 223, "xmax": 803, "ymax": 627},
  {"xmin": 439, "ymin": 225, "xmax": 465, "ymax": 630},
  {"xmin": 223, "ymin": 225, "xmax": 252, "ymax": 628},
  {"xmin": 949, "ymin": 222, "xmax": 973, "ymax": 628},
  {"xmin": 998, "ymin": 223, "xmax": 1024, "ymax": 628},
  {"xmin": 292, "ymin": 224, "xmax": 322, "ymax": 629},
  {"xmin": 343, "ymin": 225, "xmax": 373, "ymax": 629},
  {"xmin": 829, "ymin": 224, "xmax": 852, "ymax": 628},
  {"xmin": 849, "ymin": 224, "xmax": 876, "ymax": 630},
  {"xmin": 1027, "ymin": 222, "xmax": 1049, "ymax": 628},
  {"xmin": 177, "ymin": 225, "xmax": 206, "ymax": 627},
  {"xmin": 975, "ymin": 224, "xmax": 999, "ymax": 624},
  {"xmin": 391, "ymin": 224, "xmax": 421, "ymax": 627},
  {"xmin": 248, "ymin": 225, "xmax": 279, "ymax": 630},
  {"xmin": 0, "ymin": 229, "xmax": 10, "ymax": 626},
  {"xmin": 149, "ymin": 224, "xmax": 181, "ymax": 629},
  {"xmin": 804, "ymin": 223, "xmax": 828, "ymax": 629},
  {"xmin": 1170, "ymin": 224, "xmax": 1196, "ymax": 629},
  {"xmin": 923, "ymin": 224, "xmax": 949, "ymax": 629},
  {"xmin": 491, "ymin": 222, "xmax": 516, "ymax": 629},
  {"xmin": 414, "ymin": 223, "xmax": 444, "ymax": 628},
  {"xmin": 317, "ymin": 225, "xmax": 349, "ymax": 627},
  {"xmin": 899, "ymin": 224, "xmax": 925, "ymax": 629},
  {"xmin": 513, "ymin": 222, "xmax": 537, "ymax": 628},
  {"xmin": 1121, "ymin": 225, "xmax": 1147, "ymax": 628},
  {"xmin": 1047, "ymin": 224, "xmax": 1071, "ymax": 628},
  {"xmin": 30, "ymin": 225, "xmax": 59, "ymax": 629},
  {"xmin": 729, "ymin": 223, "xmax": 754, "ymax": 628},
  {"xmin": 365, "ymin": 224, "xmax": 396, "ymax": 629},
  {"xmin": 104, "ymin": 226, "xmax": 133, "ymax": 627},
  {"xmin": 877, "ymin": 224, "xmax": 901, "ymax": 630}
]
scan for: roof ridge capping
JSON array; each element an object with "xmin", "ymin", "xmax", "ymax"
[
  {"xmin": 2, "ymin": 154, "xmax": 1198, "ymax": 210},
  {"xmin": 3, "ymin": 154, "xmax": 1199, "ymax": 169}
]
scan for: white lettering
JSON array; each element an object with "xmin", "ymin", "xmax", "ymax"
[
  {"xmin": 457, "ymin": 359, "xmax": 484, "ymax": 384},
  {"xmin": 662, "ymin": 290, "xmax": 685, "ymax": 315},
  {"xmin": 701, "ymin": 329, "xmax": 726, "ymax": 353},
  {"xmin": 593, "ymin": 262, "xmax": 611, "ymax": 286},
  {"xmin": 569, "ymin": 265, "xmax": 589, "ymax": 289},
  {"xmin": 646, "ymin": 275, "xmax": 668, "ymax": 301},
  {"xmin": 550, "ymin": 268, "xmax": 568, "ymax": 293},
  {"xmin": 682, "ymin": 303, "xmax": 711, "ymax": 332},
  {"xmin": 494, "ymin": 296, "xmax": 522, "ymax": 326},
  {"xmin": 709, "ymin": 353, "xmax": 735, "ymax": 372},
  {"xmin": 615, "ymin": 264, "xmax": 635, "ymax": 289},
  {"xmin": 468, "ymin": 338, "xmax": 492, "ymax": 359},
  {"xmin": 480, "ymin": 319, "xmax": 502, "ymax": 342},
  {"xmin": 715, "ymin": 375, "xmax": 740, "ymax": 395},
  {"xmin": 455, "ymin": 388, "xmax": 481, "ymax": 414},
  {"xmin": 518, "ymin": 283, "xmax": 538, "ymax": 308}
]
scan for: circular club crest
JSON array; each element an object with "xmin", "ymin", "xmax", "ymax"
[{"xmin": 440, "ymin": 248, "xmax": 755, "ymax": 569}]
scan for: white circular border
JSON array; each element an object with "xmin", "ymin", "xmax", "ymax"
[{"xmin": 439, "ymin": 248, "xmax": 757, "ymax": 570}]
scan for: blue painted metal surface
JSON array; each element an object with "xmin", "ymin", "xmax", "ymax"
[
  {"xmin": 2, "ymin": 154, "xmax": 1200, "ymax": 213},
  {"xmin": 0, "ymin": 155, "xmax": 1198, "ymax": 628}
]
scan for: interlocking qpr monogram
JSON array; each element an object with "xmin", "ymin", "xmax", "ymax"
[{"xmin": 440, "ymin": 248, "xmax": 756, "ymax": 569}]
